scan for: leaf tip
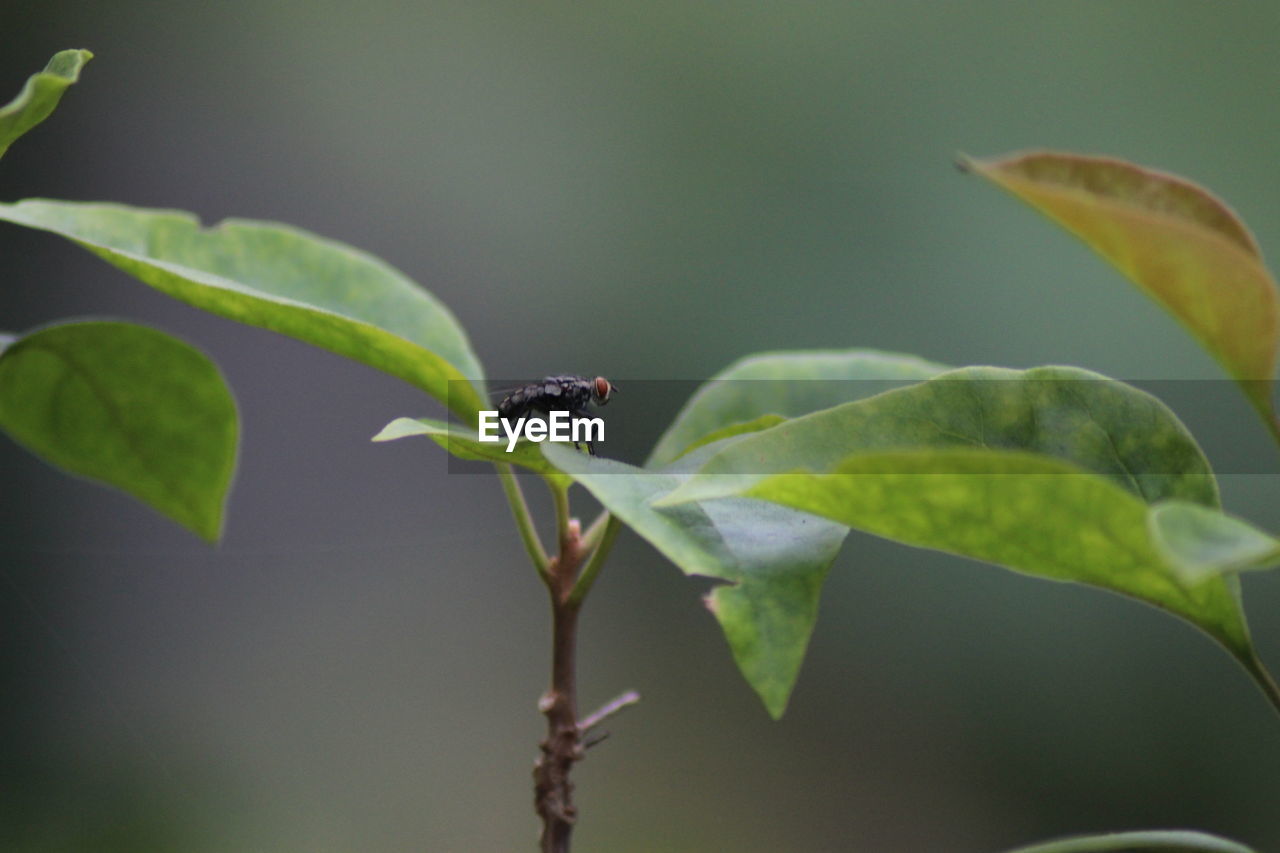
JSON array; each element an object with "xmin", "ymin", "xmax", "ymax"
[{"xmin": 193, "ymin": 516, "xmax": 225, "ymax": 545}]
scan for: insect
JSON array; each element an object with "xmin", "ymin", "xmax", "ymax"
[{"xmin": 497, "ymin": 375, "xmax": 618, "ymax": 454}]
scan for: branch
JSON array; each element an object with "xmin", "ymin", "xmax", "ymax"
[{"xmin": 578, "ymin": 689, "xmax": 641, "ymax": 734}]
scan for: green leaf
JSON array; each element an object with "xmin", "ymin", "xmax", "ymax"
[
  {"xmin": 0, "ymin": 49, "xmax": 92, "ymax": 159},
  {"xmin": 373, "ymin": 416, "xmax": 563, "ymax": 479},
  {"xmin": 732, "ymin": 450, "xmax": 1251, "ymax": 658},
  {"xmin": 1149, "ymin": 500, "xmax": 1280, "ymax": 584},
  {"xmin": 1000, "ymin": 828, "xmax": 1258, "ymax": 853},
  {"xmin": 962, "ymin": 151, "xmax": 1280, "ymax": 440},
  {"xmin": 0, "ymin": 201, "xmax": 487, "ymax": 423},
  {"xmin": 647, "ymin": 348, "xmax": 947, "ymax": 467},
  {"xmin": 0, "ymin": 321, "xmax": 237, "ymax": 541},
  {"xmin": 543, "ymin": 440, "xmax": 848, "ymax": 719},
  {"xmin": 662, "ymin": 366, "xmax": 1219, "ymax": 509},
  {"xmin": 658, "ymin": 366, "xmax": 1280, "ymax": 708}
]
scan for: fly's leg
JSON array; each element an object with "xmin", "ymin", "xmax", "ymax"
[{"xmin": 570, "ymin": 409, "xmax": 596, "ymax": 455}]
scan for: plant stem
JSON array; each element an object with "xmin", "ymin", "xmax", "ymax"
[
  {"xmin": 497, "ymin": 463, "xmax": 550, "ymax": 581},
  {"xmin": 1237, "ymin": 646, "xmax": 1280, "ymax": 717},
  {"xmin": 531, "ymin": 483, "xmax": 636, "ymax": 850},
  {"xmin": 578, "ymin": 689, "xmax": 641, "ymax": 734},
  {"xmin": 550, "ymin": 479, "xmax": 572, "ymax": 552},
  {"xmin": 568, "ymin": 514, "xmax": 621, "ymax": 607},
  {"xmin": 533, "ymin": 479, "xmax": 585, "ymax": 853}
]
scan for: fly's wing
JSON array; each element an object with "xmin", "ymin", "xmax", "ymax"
[
  {"xmin": 547, "ymin": 375, "xmax": 594, "ymax": 410},
  {"xmin": 496, "ymin": 376, "xmax": 594, "ymax": 417},
  {"xmin": 497, "ymin": 385, "xmax": 532, "ymax": 419}
]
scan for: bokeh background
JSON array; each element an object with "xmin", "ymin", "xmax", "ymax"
[{"xmin": 3, "ymin": 3, "xmax": 1280, "ymax": 851}]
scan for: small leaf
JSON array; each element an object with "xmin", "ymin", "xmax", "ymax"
[
  {"xmin": 659, "ymin": 366, "xmax": 1280, "ymax": 707},
  {"xmin": 962, "ymin": 151, "xmax": 1280, "ymax": 438},
  {"xmin": 0, "ymin": 49, "xmax": 92, "ymax": 159},
  {"xmin": 1149, "ymin": 500, "xmax": 1280, "ymax": 584},
  {"xmin": 0, "ymin": 201, "xmax": 487, "ymax": 423},
  {"xmin": 1000, "ymin": 829, "xmax": 1258, "ymax": 853},
  {"xmin": 373, "ymin": 416, "xmax": 562, "ymax": 478},
  {"xmin": 0, "ymin": 321, "xmax": 237, "ymax": 541},
  {"xmin": 543, "ymin": 440, "xmax": 848, "ymax": 719},
  {"xmin": 647, "ymin": 349, "xmax": 947, "ymax": 467}
]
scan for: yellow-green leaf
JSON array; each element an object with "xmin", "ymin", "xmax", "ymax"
[{"xmin": 962, "ymin": 151, "xmax": 1280, "ymax": 439}]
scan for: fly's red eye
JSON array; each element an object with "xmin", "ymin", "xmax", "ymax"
[{"xmin": 594, "ymin": 376, "xmax": 611, "ymax": 401}]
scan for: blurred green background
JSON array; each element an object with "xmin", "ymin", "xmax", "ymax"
[{"xmin": 3, "ymin": 2, "xmax": 1280, "ymax": 851}]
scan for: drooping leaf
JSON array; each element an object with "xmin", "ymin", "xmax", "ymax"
[
  {"xmin": 648, "ymin": 349, "xmax": 946, "ymax": 467},
  {"xmin": 0, "ymin": 49, "xmax": 92, "ymax": 159},
  {"xmin": 962, "ymin": 151, "xmax": 1280, "ymax": 439},
  {"xmin": 658, "ymin": 366, "xmax": 1280, "ymax": 708},
  {"xmin": 0, "ymin": 321, "xmax": 237, "ymax": 541},
  {"xmin": 0, "ymin": 201, "xmax": 486, "ymax": 422},
  {"xmin": 729, "ymin": 450, "xmax": 1252, "ymax": 659},
  {"xmin": 373, "ymin": 416, "xmax": 563, "ymax": 479},
  {"xmin": 542, "ymin": 440, "xmax": 848, "ymax": 719},
  {"xmin": 1000, "ymin": 828, "xmax": 1257, "ymax": 853},
  {"xmin": 1149, "ymin": 501, "xmax": 1280, "ymax": 584}
]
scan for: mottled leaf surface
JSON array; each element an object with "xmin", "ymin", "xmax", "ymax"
[
  {"xmin": 647, "ymin": 349, "xmax": 946, "ymax": 467},
  {"xmin": 664, "ymin": 366, "xmax": 1218, "ymax": 509},
  {"xmin": 733, "ymin": 450, "xmax": 1252, "ymax": 658},
  {"xmin": 659, "ymin": 366, "xmax": 1280, "ymax": 703}
]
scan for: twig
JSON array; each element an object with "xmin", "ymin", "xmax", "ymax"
[{"xmin": 578, "ymin": 689, "xmax": 641, "ymax": 734}]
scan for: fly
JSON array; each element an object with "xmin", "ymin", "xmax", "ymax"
[{"xmin": 497, "ymin": 375, "xmax": 618, "ymax": 455}]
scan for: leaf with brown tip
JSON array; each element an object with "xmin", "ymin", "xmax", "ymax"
[{"xmin": 962, "ymin": 151, "xmax": 1280, "ymax": 441}]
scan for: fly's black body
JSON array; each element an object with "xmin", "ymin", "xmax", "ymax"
[{"xmin": 497, "ymin": 375, "xmax": 617, "ymax": 454}]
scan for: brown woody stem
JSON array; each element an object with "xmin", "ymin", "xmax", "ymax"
[
  {"xmin": 533, "ymin": 485, "xmax": 585, "ymax": 853},
  {"xmin": 531, "ymin": 483, "xmax": 638, "ymax": 851}
]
